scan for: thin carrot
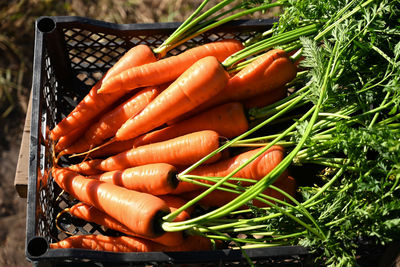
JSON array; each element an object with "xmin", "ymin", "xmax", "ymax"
[
  {"xmin": 50, "ymin": 234, "xmax": 215, "ymax": 252},
  {"xmin": 65, "ymin": 159, "xmax": 103, "ymax": 176},
  {"xmin": 97, "ymin": 39, "xmax": 243, "ymax": 94},
  {"xmin": 86, "ymin": 139, "xmax": 136, "ymax": 158},
  {"xmin": 50, "ymin": 44, "xmax": 157, "ymax": 141},
  {"xmin": 158, "ymin": 195, "xmax": 193, "ymax": 222},
  {"xmin": 52, "ymin": 167, "xmax": 170, "ymax": 238},
  {"xmin": 169, "ymin": 49, "xmax": 297, "ymax": 124},
  {"xmin": 54, "ymin": 118, "xmax": 95, "ymax": 154},
  {"xmin": 172, "ymin": 146, "xmax": 286, "ymax": 194},
  {"xmin": 62, "ymin": 86, "xmax": 161, "ymax": 155},
  {"xmin": 66, "ymin": 130, "xmax": 222, "ymax": 175},
  {"xmin": 66, "ymin": 203, "xmax": 184, "ymax": 247},
  {"xmin": 132, "ymin": 102, "xmax": 249, "ymax": 148},
  {"xmin": 90, "ymin": 163, "xmax": 179, "ymax": 195},
  {"xmin": 114, "ymin": 56, "xmax": 230, "ymax": 142}
]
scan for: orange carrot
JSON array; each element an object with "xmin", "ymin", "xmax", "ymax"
[
  {"xmin": 242, "ymin": 86, "xmax": 287, "ymax": 109},
  {"xmin": 52, "ymin": 167, "xmax": 170, "ymax": 238},
  {"xmin": 99, "ymin": 130, "xmax": 222, "ymax": 172},
  {"xmin": 50, "ymin": 234, "xmax": 215, "ymax": 252},
  {"xmin": 180, "ymin": 189, "xmax": 239, "ymax": 208},
  {"xmin": 252, "ymin": 175, "xmax": 297, "ymax": 207},
  {"xmin": 172, "ymin": 146, "xmax": 286, "ymax": 194},
  {"xmin": 63, "ymin": 86, "xmax": 161, "ymax": 155},
  {"xmin": 218, "ymin": 49, "xmax": 296, "ymax": 102},
  {"xmin": 65, "ymin": 159, "xmax": 103, "ymax": 176},
  {"xmin": 66, "ymin": 130, "xmax": 222, "ymax": 175},
  {"xmin": 67, "ymin": 203, "xmax": 184, "ymax": 247},
  {"xmin": 97, "ymin": 39, "xmax": 243, "ymax": 94},
  {"xmin": 169, "ymin": 49, "xmax": 297, "ymax": 124},
  {"xmin": 50, "ymin": 44, "xmax": 157, "ymax": 141},
  {"xmin": 114, "ymin": 56, "xmax": 230, "ymax": 142},
  {"xmin": 89, "ymin": 102, "xmax": 247, "ymax": 158},
  {"xmin": 54, "ymin": 119, "xmax": 95, "ymax": 153},
  {"xmin": 158, "ymin": 195, "xmax": 193, "ymax": 222},
  {"xmin": 90, "ymin": 163, "xmax": 179, "ymax": 195},
  {"xmin": 180, "ymin": 171, "xmax": 293, "ymax": 208},
  {"xmin": 87, "ymin": 139, "xmax": 136, "ymax": 158},
  {"xmin": 132, "ymin": 102, "xmax": 249, "ymax": 147}
]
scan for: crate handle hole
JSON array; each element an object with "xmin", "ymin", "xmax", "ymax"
[
  {"xmin": 37, "ymin": 17, "xmax": 56, "ymax": 33},
  {"xmin": 27, "ymin": 236, "xmax": 48, "ymax": 257}
]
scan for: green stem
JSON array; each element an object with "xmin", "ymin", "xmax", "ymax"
[
  {"xmin": 368, "ymin": 91, "xmax": 392, "ymax": 128},
  {"xmin": 154, "ymin": 0, "xmax": 236, "ymax": 56},
  {"xmin": 223, "ymin": 23, "xmax": 320, "ymax": 68}
]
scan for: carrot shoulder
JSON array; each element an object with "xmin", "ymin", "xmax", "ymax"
[
  {"xmin": 52, "ymin": 167, "xmax": 170, "ymax": 238},
  {"xmin": 50, "ymin": 44, "xmax": 156, "ymax": 141},
  {"xmin": 98, "ymin": 39, "xmax": 243, "ymax": 94}
]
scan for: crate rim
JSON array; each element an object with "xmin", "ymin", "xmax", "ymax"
[
  {"xmin": 34, "ymin": 15, "xmax": 279, "ymax": 34},
  {"xmin": 27, "ymin": 15, "xmax": 308, "ymax": 265}
]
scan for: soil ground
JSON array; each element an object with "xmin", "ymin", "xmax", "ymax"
[{"xmin": 0, "ymin": 112, "xmax": 27, "ymax": 266}]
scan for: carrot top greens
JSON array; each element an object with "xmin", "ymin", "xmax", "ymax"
[{"xmin": 161, "ymin": 0, "xmax": 400, "ymax": 265}]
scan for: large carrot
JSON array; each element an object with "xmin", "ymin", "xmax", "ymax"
[
  {"xmin": 52, "ymin": 167, "xmax": 170, "ymax": 238},
  {"xmin": 66, "ymin": 130, "xmax": 222, "ymax": 175},
  {"xmin": 132, "ymin": 102, "xmax": 249, "ymax": 147},
  {"xmin": 50, "ymin": 44, "xmax": 157, "ymax": 141},
  {"xmin": 97, "ymin": 39, "xmax": 243, "ymax": 94},
  {"xmin": 169, "ymin": 49, "xmax": 296, "ymax": 124},
  {"xmin": 172, "ymin": 146, "xmax": 286, "ymax": 194},
  {"xmin": 114, "ymin": 56, "xmax": 230, "ymax": 142},
  {"xmin": 90, "ymin": 163, "xmax": 179, "ymax": 195},
  {"xmin": 66, "ymin": 203, "xmax": 184, "ymax": 247},
  {"xmin": 50, "ymin": 234, "xmax": 215, "ymax": 252},
  {"xmin": 62, "ymin": 86, "xmax": 161, "ymax": 155}
]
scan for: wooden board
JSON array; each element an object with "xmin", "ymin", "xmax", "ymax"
[{"xmin": 14, "ymin": 93, "xmax": 31, "ymax": 198}]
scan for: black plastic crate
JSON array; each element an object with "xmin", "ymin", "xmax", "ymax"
[{"xmin": 27, "ymin": 16, "xmax": 310, "ymax": 266}]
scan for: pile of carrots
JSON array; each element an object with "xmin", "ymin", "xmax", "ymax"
[{"xmin": 49, "ymin": 36, "xmax": 298, "ymax": 253}]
